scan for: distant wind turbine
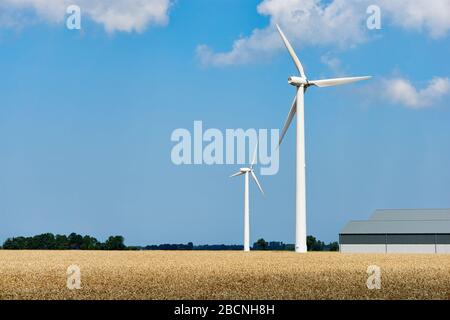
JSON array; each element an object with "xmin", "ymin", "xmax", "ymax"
[
  {"xmin": 230, "ymin": 146, "xmax": 264, "ymax": 252},
  {"xmin": 276, "ymin": 24, "xmax": 371, "ymax": 253}
]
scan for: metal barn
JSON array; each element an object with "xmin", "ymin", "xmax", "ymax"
[{"xmin": 339, "ymin": 209, "xmax": 450, "ymax": 253}]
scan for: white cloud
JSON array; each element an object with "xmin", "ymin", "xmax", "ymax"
[
  {"xmin": 197, "ymin": 0, "xmax": 368, "ymax": 66},
  {"xmin": 0, "ymin": 0, "xmax": 171, "ymax": 33},
  {"xmin": 383, "ymin": 77, "xmax": 450, "ymax": 109},
  {"xmin": 320, "ymin": 53, "xmax": 344, "ymax": 75},
  {"xmin": 198, "ymin": 0, "xmax": 450, "ymax": 67},
  {"xmin": 378, "ymin": 0, "xmax": 450, "ymax": 39}
]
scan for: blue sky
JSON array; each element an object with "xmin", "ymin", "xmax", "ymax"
[{"xmin": 1, "ymin": 0, "xmax": 450, "ymax": 245}]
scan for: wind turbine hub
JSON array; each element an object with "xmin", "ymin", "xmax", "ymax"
[
  {"xmin": 288, "ymin": 76, "xmax": 308, "ymax": 87},
  {"xmin": 240, "ymin": 168, "xmax": 251, "ymax": 172}
]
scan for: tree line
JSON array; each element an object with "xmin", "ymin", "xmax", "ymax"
[
  {"xmin": 143, "ymin": 237, "xmax": 339, "ymax": 251},
  {"xmin": 253, "ymin": 237, "xmax": 339, "ymax": 251},
  {"xmin": 144, "ymin": 243, "xmax": 244, "ymax": 250},
  {"xmin": 2, "ymin": 233, "xmax": 127, "ymax": 250},
  {"xmin": 306, "ymin": 236, "xmax": 339, "ymax": 251},
  {"xmin": 1, "ymin": 233, "xmax": 339, "ymax": 251}
]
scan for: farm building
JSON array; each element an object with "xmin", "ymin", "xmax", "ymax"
[{"xmin": 339, "ymin": 209, "xmax": 450, "ymax": 253}]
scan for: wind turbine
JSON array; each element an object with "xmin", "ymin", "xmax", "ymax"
[
  {"xmin": 275, "ymin": 24, "xmax": 371, "ymax": 253},
  {"xmin": 230, "ymin": 146, "xmax": 264, "ymax": 252}
]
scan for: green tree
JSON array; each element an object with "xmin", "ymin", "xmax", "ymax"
[
  {"xmin": 105, "ymin": 236, "xmax": 126, "ymax": 250},
  {"xmin": 3, "ymin": 238, "xmax": 16, "ymax": 249},
  {"xmin": 307, "ymin": 235, "xmax": 325, "ymax": 251},
  {"xmin": 3, "ymin": 237, "xmax": 29, "ymax": 249},
  {"xmin": 68, "ymin": 233, "xmax": 83, "ymax": 250},
  {"xmin": 33, "ymin": 233, "xmax": 56, "ymax": 249},
  {"xmin": 55, "ymin": 234, "xmax": 69, "ymax": 250},
  {"xmin": 81, "ymin": 236, "xmax": 99, "ymax": 250},
  {"xmin": 328, "ymin": 242, "xmax": 339, "ymax": 252},
  {"xmin": 254, "ymin": 238, "xmax": 268, "ymax": 250}
]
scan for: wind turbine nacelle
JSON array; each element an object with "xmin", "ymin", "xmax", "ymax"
[{"xmin": 288, "ymin": 76, "xmax": 308, "ymax": 87}]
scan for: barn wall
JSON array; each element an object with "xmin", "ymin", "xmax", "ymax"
[
  {"xmin": 387, "ymin": 244, "xmax": 435, "ymax": 253},
  {"xmin": 339, "ymin": 234, "xmax": 450, "ymax": 253},
  {"xmin": 339, "ymin": 244, "xmax": 386, "ymax": 253},
  {"xmin": 436, "ymin": 245, "xmax": 450, "ymax": 253}
]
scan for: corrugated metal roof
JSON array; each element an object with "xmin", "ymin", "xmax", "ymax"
[
  {"xmin": 370, "ymin": 209, "xmax": 450, "ymax": 221},
  {"xmin": 341, "ymin": 220, "xmax": 450, "ymax": 234}
]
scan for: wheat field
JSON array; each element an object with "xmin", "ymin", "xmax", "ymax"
[{"xmin": 0, "ymin": 250, "xmax": 449, "ymax": 300}]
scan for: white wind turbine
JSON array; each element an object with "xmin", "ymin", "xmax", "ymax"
[
  {"xmin": 230, "ymin": 146, "xmax": 264, "ymax": 252},
  {"xmin": 275, "ymin": 24, "xmax": 371, "ymax": 253}
]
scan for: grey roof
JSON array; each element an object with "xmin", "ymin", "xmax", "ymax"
[
  {"xmin": 341, "ymin": 208, "xmax": 450, "ymax": 234},
  {"xmin": 370, "ymin": 209, "xmax": 450, "ymax": 221},
  {"xmin": 341, "ymin": 220, "xmax": 450, "ymax": 234}
]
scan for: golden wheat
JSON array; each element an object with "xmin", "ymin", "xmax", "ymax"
[{"xmin": 0, "ymin": 251, "xmax": 449, "ymax": 300}]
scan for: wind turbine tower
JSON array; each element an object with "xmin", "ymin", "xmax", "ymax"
[
  {"xmin": 230, "ymin": 146, "xmax": 264, "ymax": 251},
  {"xmin": 276, "ymin": 24, "xmax": 371, "ymax": 252}
]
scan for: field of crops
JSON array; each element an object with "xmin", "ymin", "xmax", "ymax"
[{"xmin": 0, "ymin": 251, "xmax": 449, "ymax": 300}]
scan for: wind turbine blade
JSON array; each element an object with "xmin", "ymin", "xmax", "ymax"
[
  {"xmin": 279, "ymin": 95, "xmax": 297, "ymax": 146},
  {"xmin": 251, "ymin": 171, "xmax": 264, "ymax": 195},
  {"xmin": 276, "ymin": 24, "xmax": 305, "ymax": 78},
  {"xmin": 230, "ymin": 171, "xmax": 244, "ymax": 178},
  {"xmin": 309, "ymin": 76, "xmax": 371, "ymax": 88},
  {"xmin": 250, "ymin": 142, "xmax": 258, "ymax": 169}
]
